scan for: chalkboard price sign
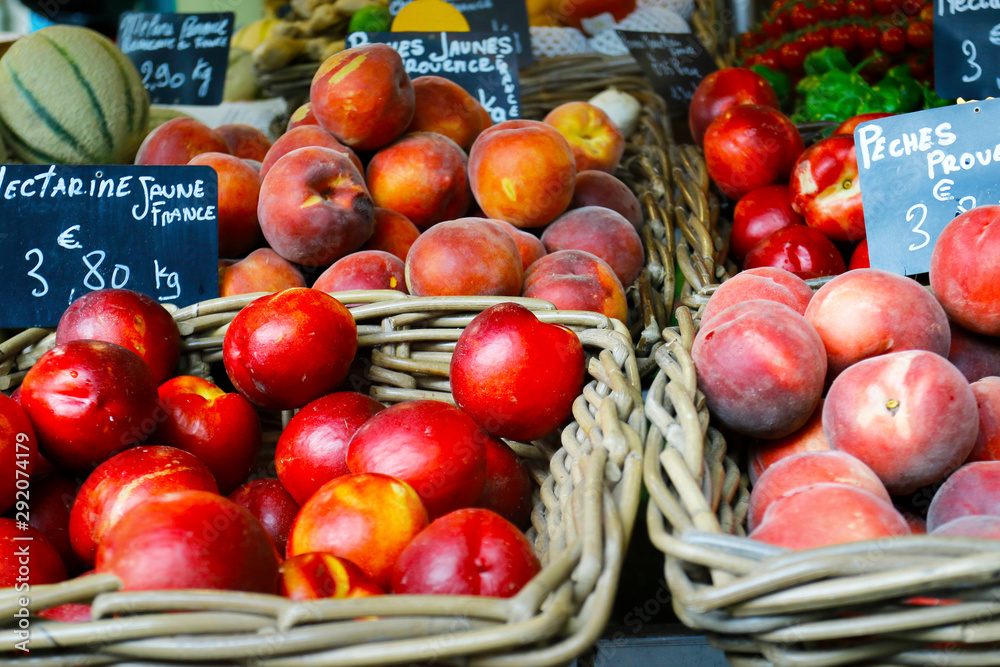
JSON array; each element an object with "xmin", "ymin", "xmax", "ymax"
[
  {"xmin": 388, "ymin": 0, "xmax": 533, "ymax": 68},
  {"xmin": 855, "ymin": 99, "xmax": 1000, "ymax": 276},
  {"xmin": 615, "ymin": 31, "xmax": 717, "ymax": 114},
  {"xmin": 347, "ymin": 31, "xmax": 520, "ymax": 123},
  {"xmin": 118, "ymin": 12, "xmax": 234, "ymax": 105},
  {"xmin": 933, "ymin": 2, "xmax": 1000, "ymax": 100},
  {"xmin": 0, "ymin": 165, "xmax": 220, "ymax": 328}
]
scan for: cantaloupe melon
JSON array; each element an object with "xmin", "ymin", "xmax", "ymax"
[{"xmin": 0, "ymin": 25, "xmax": 150, "ymax": 165}]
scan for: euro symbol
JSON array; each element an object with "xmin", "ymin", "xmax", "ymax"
[
  {"xmin": 932, "ymin": 180, "xmax": 954, "ymax": 202},
  {"xmin": 57, "ymin": 225, "xmax": 83, "ymax": 250}
]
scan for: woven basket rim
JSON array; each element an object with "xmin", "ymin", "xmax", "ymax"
[{"xmin": 6, "ymin": 293, "xmax": 646, "ymax": 666}]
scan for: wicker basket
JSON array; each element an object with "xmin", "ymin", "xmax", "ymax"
[
  {"xmin": 0, "ymin": 292, "xmax": 645, "ymax": 666},
  {"xmin": 643, "ymin": 146, "xmax": 1000, "ymax": 667},
  {"xmin": 690, "ymin": 0, "xmax": 738, "ymax": 69}
]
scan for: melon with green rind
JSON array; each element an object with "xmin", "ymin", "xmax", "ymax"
[{"xmin": 0, "ymin": 25, "xmax": 150, "ymax": 164}]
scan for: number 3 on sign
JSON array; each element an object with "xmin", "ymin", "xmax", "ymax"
[
  {"xmin": 962, "ymin": 40, "xmax": 982, "ymax": 83},
  {"xmin": 24, "ymin": 248, "xmax": 48, "ymax": 297},
  {"xmin": 907, "ymin": 203, "xmax": 930, "ymax": 251}
]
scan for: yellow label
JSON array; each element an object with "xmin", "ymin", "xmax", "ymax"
[{"xmin": 391, "ymin": 0, "xmax": 471, "ymax": 31}]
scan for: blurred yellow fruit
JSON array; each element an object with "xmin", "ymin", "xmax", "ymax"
[
  {"xmin": 527, "ymin": 0, "xmax": 563, "ymax": 25},
  {"xmin": 232, "ymin": 17, "xmax": 280, "ymax": 52},
  {"xmin": 527, "ymin": 0, "xmax": 551, "ymax": 14}
]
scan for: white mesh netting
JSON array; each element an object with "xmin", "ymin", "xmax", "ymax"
[
  {"xmin": 588, "ymin": 7, "xmax": 691, "ymax": 55},
  {"xmin": 529, "ymin": 25, "xmax": 592, "ymax": 58}
]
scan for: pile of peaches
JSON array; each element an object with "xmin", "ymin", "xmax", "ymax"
[
  {"xmin": 1, "ymin": 277, "xmax": 589, "ymax": 616},
  {"xmin": 694, "ymin": 248, "xmax": 1000, "ymax": 550},
  {"xmin": 686, "ymin": 64, "xmax": 1000, "ymax": 548},
  {"xmin": 137, "ymin": 42, "xmax": 646, "ymax": 324}
]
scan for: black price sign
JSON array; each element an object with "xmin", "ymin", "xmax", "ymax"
[
  {"xmin": 388, "ymin": 0, "xmax": 533, "ymax": 68},
  {"xmin": 117, "ymin": 12, "xmax": 233, "ymax": 105},
  {"xmin": 0, "ymin": 165, "xmax": 220, "ymax": 328},
  {"xmin": 347, "ymin": 31, "xmax": 520, "ymax": 123},
  {"xmin": 615, "ymin": 31, "xmax": 717, "ymax": 114},
  {"xmin": 933, "ymin": 2, "xmax": 1000, "ymax": 100},
  {"xmin": 855, "ymin": 99, "xmax": 1000, "ymax": 276}
]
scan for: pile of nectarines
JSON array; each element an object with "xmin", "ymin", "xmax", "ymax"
[
  {"xmin": 692, "ymin": 68, "xmax": 893, "ymax": 277},
  {"xmin": 1, "ymin": 284, "xmax": 594, "ymax": 614},
  {"xmin": 2, "ymin": 41, "xmax": 650, "ymax": 615},
  {"xmin": 136, "ymin": 43, "xmax": 648, "ymax": 324},
  {"xmin": 689, "ymin": 205, "xmax": 1000, "ymax": 551}
]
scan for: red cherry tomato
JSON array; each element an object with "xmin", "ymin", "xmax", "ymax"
[
  {"xmin": 803, "ymin": 27, "xmax": 831, "ymax": 51},
  {"xmin": 769, "ymin": 11, "xmax": 792, "ymax": 35},
  {"xmin": 758, "ymin": 48, "xmax": 782, "ymax": 70},
  {"xmin": 872, "ymin": 0, "xmax": 897, "ymax": 14},
  {"xmin": 856, "ymin": 24, "xmax": 881, "ymax": 50},
  {"xmin": 900, "ymin": 0, "xmax": 922, "ymax": 14},
  {"xmin": 831, "ymin": 24, "xmax": 858, "ymax": 51},
  {"xmin": 919, "ymin": 2, "xmax": 933, "ymax": 21},
  {"xmin": 762, "ymin": 18, "xmax": 782, "ymax": 38},
  {"xmin": 819, "ymin": 0, "xmax": 845, "ymax": 19},
  {"xmin": 880, "ymin": 25, "xmax": 906, "ymax": 53},
  {"xmin": 857, "ymin": 49, "xmax": 891, "ymax": 82},
  {"xmin": 846, "ymin": 0, "xmax": 873, "ymax": 16},
  {"xmin": 741, "ymin": 31, "xmax": 764, "ymax": 51},
  {"xmin": 906, "ymin": 51, "xmax": 931, "ymax": 79},
  {"xmin": 906, "ymin": 21, "xmax": 933, "ymax": 49},
  {"xmin": 779, "ymin": 39, "xmax": 809, "ymax": 72},
  {"xmin": 790, "ymin": 3, "xmax": 821, "ymax": 28}
]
